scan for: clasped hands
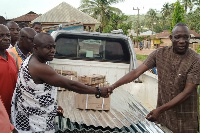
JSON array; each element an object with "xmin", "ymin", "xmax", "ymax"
[{"xmin": 100, "ymin": 85, "xmax": 115, "ymax": 98}]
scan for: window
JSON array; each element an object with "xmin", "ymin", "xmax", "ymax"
[{"xmin": 55, "ymin": 35, "xmax": 130, "ymax": 63}]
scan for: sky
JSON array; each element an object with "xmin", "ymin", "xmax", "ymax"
[{"xmin": 1, "ymin": 0, "xmax": 177, "ymax": 19}]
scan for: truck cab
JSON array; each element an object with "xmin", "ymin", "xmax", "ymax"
[{"xmin": 50, "ymin": 30, "xmax": 170, "ymax": 132}]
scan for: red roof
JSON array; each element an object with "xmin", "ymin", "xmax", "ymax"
[
  {"xmin": 153, "ymin": 30, "xmax": 200, "ymax": 39},
  {"xmin": 12, "ymin": 11, "xmax": 39, "ymax": 22},
  {"xmin": 190, "ymin": 30, "xmax": 200, "ymax": 37},
  {"xmin": 155, "ymin": 30, "xmax": 170, "ymax": 38}
]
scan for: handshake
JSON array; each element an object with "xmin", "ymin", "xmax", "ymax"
[{"xmin": 95, "ymin": 85, "xmax": 115, "ymax": 98}]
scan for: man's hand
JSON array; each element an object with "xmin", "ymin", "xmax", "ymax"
[
  {"xmin": 107, "ymin": 85, "xmax": 115, "ymax": 92},
  {"xmin": 100, "ymin": 87, "xmax": 113, "ymax": 98},
  {"xmin": 146, "ymin": 108, "xmax": 162, "ymax": 122},
  {"xmin": 57, "ymin": 106, "xmax": 64, "ymax": 116}
]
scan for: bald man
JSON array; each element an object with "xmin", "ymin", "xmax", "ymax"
[
  {"xmin": 6, "ymin": 21, "xmax": 20, "ymax": 49},
  {"xmin": 11, "ymin": 33, "xmax": 111, "ymax": 132},
  {"xmin": 0, "ymin": 24, "xmax": 17, "ymax": 118},
  {"xmin": 8, "ymin": 27, "xmax": 37, "ymax": 70}
]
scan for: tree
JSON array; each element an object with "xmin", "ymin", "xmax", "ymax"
[
  {"xmin": 79, "ymin": 0, "xmax": 124, "ymax": 32},
  {"xmin": 103, "ymin": 13, "xmax": 132, "ymax": 35},
  {"xmin": 197, "ymin": 45, "xmax": 200, "ymax": 53},
  {"xmin": 160, "ymin": 3, "xmax": 174, "ymax": 30},
  {"xmin": 161, "ymin": 2, "xmax": 172, "ymax": 17},
  {"xmin": 145, "ymin": 9, "xmax": 157, "ymax": 34},
  {"xmin": 185, "ymin": 7, "xmax": 200, "ymax": 33},
  {"xmin": 180, "ymin": 0, "xmax": 193, "ymax": 12},
  {"xmin": 170, "ymin": 1, "xmax": 185, "ymax": 33}
]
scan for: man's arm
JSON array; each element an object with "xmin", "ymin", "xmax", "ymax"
[
  {"xmin": 29, "ymin": 61, "xmax": 110, "ymax": 97},
  {"xmin": 146, "ymin": 83, "xmax": 198, "ymax": 122},
  {"xmin": 110, "ymin": 64, "xmax": 149, "ymax": 90}
]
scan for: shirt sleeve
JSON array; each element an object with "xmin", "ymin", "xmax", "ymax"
[
  {"xmin": 143, "ymin": 49, "xmax": 157, "ymax": 69},
  {"xmin": 0, "ymin": 97, "xmax": 14, "ymax": 132},
  {"xmin": 10, "ymin": 123, "xmax": 14, "ymax": 131},
  {"xmin": 186, "ymin": 58, "xmax": 200, "ymax": 85}
]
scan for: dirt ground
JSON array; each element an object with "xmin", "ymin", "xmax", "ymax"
[{"xmin": 134, "ymin": 48, "xmax": 155, "ymax": 55}]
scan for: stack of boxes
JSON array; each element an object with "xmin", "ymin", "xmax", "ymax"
[
  {"xmin": 55, "ymin": 69, "xmax": 78, "ymax": 91},
  {"xmin": 55, "ymin": 69, "xmax": 111, "ymax": 111},
  {"xmin": 76, "ymin": 74, "xmax": 110, "ymax": 110}
]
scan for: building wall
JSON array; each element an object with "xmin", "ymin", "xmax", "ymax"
[{"xmin": 160, "ymin": 38, "xmax": 171, "ymax": 47}]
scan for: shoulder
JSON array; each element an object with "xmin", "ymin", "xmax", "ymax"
[
  {"xmin": 7, "ymin": 47, "xmax": 15, "ymax": 53},
  {"xmin": 7, "ymin": 51, "xmax": 16, "ymax": 62},
  {"xmin": 8, "ymin": 47, "xmax": 18, "ymax": 58},
  {"xmin": 187, "ymin": 48, "xmax": 200, "ymax": 62},
  {"xmin": 29, "ymin": 56, "xmax": 52, "ymax": 74},
  {"xmin": 148, "ymin": 46, "xmax": 172, "ymax": 57}
]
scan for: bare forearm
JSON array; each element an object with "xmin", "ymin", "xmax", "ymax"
[
  {"xmin": 112, "ymin": 69, "xmax": 139, "ymax": 88},
  {"xmin": 112, "ymin": 64, "xmax": 149, "ymax": 89},
  {"xmin": 66, "ymin": 80, "xmax": 98, "ymax": 94}
]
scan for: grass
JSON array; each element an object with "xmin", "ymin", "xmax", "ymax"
[
  {"xmin": 198, "ymin": 85, "xmax": 200, "ymax": 133},
  {"xmin": 136, "ymin": 54, "xmax": 148, "ymax": 61}
]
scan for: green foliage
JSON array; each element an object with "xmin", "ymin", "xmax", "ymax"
[
  {"xmin": 199, "ymin": 85, "xmax": 200, "ymax": 132},
  {"xmin": 79, "ymin": 0, "xmax": 124, "ymax": 32},
  {"xmin": 185, "ymin": 7, "xmax": 200, "ymax": 33},
  {"xmin": 103, "ymin": 13, "xmax": 132, "ymax": 35},
  {"xmin": 133, "ymin": 36, "xmax": 145, "ymax": 43},
  {"xmin": 170, "ymin": 1, "xmax": 185, "ymax": 33},
  {"xmin": 136, "ymin": 54, "xmax": 148, "ymax": 61},
  {"xmin": 145, "ymin": 9, "xmax": 158, "ymax": 32},
  {"xmin": 197, "ymin": 45, "xmax": 200, "ymax": 53}
]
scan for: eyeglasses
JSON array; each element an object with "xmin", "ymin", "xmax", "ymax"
[
  {"xmin": 0, "ymin": 33, "xmax": 11, "ymax": 39},
  {"xmin": 21, "ymin": 36, "xmax": 34, "ymax": 42}
]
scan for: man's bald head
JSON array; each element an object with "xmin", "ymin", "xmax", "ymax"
[
  {"xmin": 33, "ymin": 33, "xmax": 54, "ymax": 47},
  {"xmin": 6, "ymin": 21, "xmax": 19, "ymax": 45},
  {"xmin": 0, "ymin": 24, "xmax": 9, "ymax": 31},
  {"xmin": 33, "ymin": 33, "xmax": 55, "ymax": 62},
  {"xmin": 6, "ymin": 21, "xmax": 18, "ymax": 28},
  {"xmin": 18, "ymin": 27, "xmax": 37, "ymax": 54},
  {"xmin": 20, "ymin": 27, "xmax": 36, "ymax": 38}
]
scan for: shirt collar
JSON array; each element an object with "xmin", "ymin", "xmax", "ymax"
[{"xmin": 15, "ymin": 43, "xmax": 30, "ymax": 61}]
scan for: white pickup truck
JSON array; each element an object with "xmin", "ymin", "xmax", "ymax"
[{"xmin": 50, "ymin": 30, "xmax": 171, "ymax": 132}]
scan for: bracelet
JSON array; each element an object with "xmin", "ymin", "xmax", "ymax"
[{"xmin": 95, "ymin": 86, "xmax": 101, "ymax": 98}]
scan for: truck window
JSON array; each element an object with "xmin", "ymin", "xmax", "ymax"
[{"xmin": 55, "ymin": 36, "xmax": 130, "ymax": 63}]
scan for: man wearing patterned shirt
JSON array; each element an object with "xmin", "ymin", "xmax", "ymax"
[
  {"xmin": 8, "ymin": 27, "xmax": 36, "ymax": 70},
  {"xmin": 11, "ymin": 33, "xmax": 111, "ymax": 132},
  {"xmin": 108, "ymin": 23, "xmax": 200, "ymax": 133}
]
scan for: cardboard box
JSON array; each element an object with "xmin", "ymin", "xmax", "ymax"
[
  {"xmin": 64, "ymin": 75, "xmax": 78, "ymax": 81},
  {"xmin": 78, "ymin": 74, "xmax": 105, "ymax": 85},
  {"xmin": 75, "ymin": 94, "xmax": 110, "ymax": 110},
  {"xmin": 55, "ymin": 70, "xmax": 78, "ymax": 91},
  {"xmin": 89, "ymin": 82, "xmax": 109, "ymax": 87},
  {"xmin": 55, "ymin": 69, "xmax": 77, "ymax": 76}
]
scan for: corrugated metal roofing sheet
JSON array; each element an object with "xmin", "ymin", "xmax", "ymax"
[
  {"xmin": 56, "ymin": 88, "xmax": 171, "ymax": 133},
  {"xmin": 32, "ymin": 2, "xmax": 100, "ymax": 24}
]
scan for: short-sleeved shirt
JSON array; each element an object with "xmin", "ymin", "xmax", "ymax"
[
  {"xmin": 143, "ymin": 46, "xmax": 200, "ymax": 133},
  {"xmin": 0, "ymin": 51, "xmax": 17, "ymax": 116},
  {"xmin": 0, "ymin": 96, "xmax": 14, "ymax": 132},
  {"xmin": 11, "ymin": 55, "xmax": 57, "ymax": 133}
]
